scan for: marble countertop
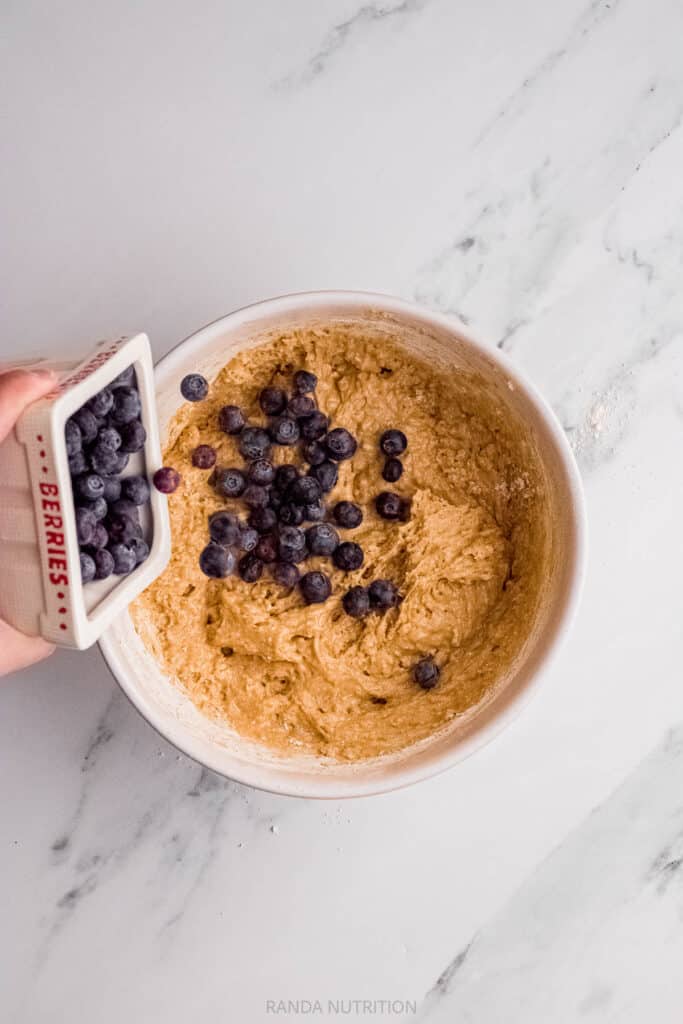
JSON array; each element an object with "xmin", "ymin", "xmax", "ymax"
[{"xmin": 3, "ymin": 0, "xmax": 683, "ymax": 1020}]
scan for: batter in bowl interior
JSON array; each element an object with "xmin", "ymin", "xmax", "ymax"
[{"xmin": 131, "ymin": 324, "xmax": 552, "ymax": 762}]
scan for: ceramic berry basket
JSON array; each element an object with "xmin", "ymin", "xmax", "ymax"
[
  {"xmin": 99, "ymin": 292, "xmax": 587, "ymax": 799},
  {"xmin": 0, "ymin": 334, "xmax": 170, "ymax": 649}
]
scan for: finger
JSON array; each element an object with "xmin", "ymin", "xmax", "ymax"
[
  {"xmin": 0, "ymin": 619, "xmax": 55, "ymax": 677},
  {"xmin": 0, "ymin": 369, "xmax": 58, "ymax": 444}
]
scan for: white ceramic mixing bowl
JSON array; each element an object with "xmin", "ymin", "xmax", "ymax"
[{"xmin": 99, "ymin": 292, "xmax": 586, "ymax": 798}]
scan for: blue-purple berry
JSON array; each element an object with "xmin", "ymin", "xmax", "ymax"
[
  {"xmin": 209, "ymin": 511, "xmax": 241, "ymax": 547},
  {"xmin": 110, "ymin": 386, "xmax": 141, "ymax": 425},
  {"xmin": 199, "ymin": 543, "xmax": 235, "ymax": 578},
  {"xmin": 299, "ymin": 571, "xmax": 331, "ymax": 605},
  {"xmin": 259, "ymin": 387, "xmax": 287, "ymax": 416},
  {"xmin": 118, "ymin": 419, "xmax": 147, "ymax": 453},
  {"xmin": 239, "ymin": 426, "xmax": 272, "ymax": 461},
  {"xmin": 180, "ymin": 373, "xmax": 209, "ymax": 402},
  {"xmin": 325, "ymin": 427, "xmax": 357, "ymax": 462},
  {"xmin": 93, "ymin": 548, "xmax": 114, "ymax": 579},
  {"xmin": 293, "ymin": 370, "xmax": 317, "ymax": 394},
  {"xmin": 333, "ymin": 542, "xmax": 364, "ymax": 572},
  {"xmin": 306, "ymin": 522, "xmax": 339, "ymax": 557},
  {"xmin": 121, "ymin": 475, "xmax": 150, "ymax": 506},
  {"xmin": 75, "ymin": 473, "xmax": 105, "ymax": 502},
  {"xmin": 218, "ymin": 405, "xmax": 245, "ymax": 435},
  {"xmin": 87, "ymin": 388, "xmax": 114, "ymax": 418},
  {"xmin": 80, "ymin": 551, "xmax": 96, "ymax": 583},
  {"xmin": 380, "ymin": 429, "xmax": 407, "ymax": 457},
  {"xmin": 413, "ymin": 657, "xmax": 440, "ymax": 689}
]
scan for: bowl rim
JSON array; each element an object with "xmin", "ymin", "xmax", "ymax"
[{"xmin": 99, "ymin": 290, "xmax": 587, "ymax": 799}]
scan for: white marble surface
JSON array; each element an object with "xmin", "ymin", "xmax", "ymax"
[{"xmin": 2, "ymin": 0, "xmax": 683, "ymax": 1020}]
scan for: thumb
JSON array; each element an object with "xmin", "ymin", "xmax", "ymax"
[{"xmin": 0, "ymin": 369, "xmax": 59, "ymax": 443}]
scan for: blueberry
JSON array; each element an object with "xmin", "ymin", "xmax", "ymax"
[
  {"xmin": 213, "ymin": 467, "xmax": 246, "ymax": 499},
  {"xmin": 249, "ymin": 506, "xmax": 278, "ymax": 533},
  {"xmin": 239, "ymin": 552, "xmax": 264, "ymax": 583},
  {"xmin": 118, "ymin": 419, "xmax": 147, "ymax": 453},
  {"xmin": 109, "ymin": 365, "xmax": 136, "ymax": 389},
  {"xmin": 110, "ymin": 386, "xmax": 141, "ymax": 425},
  {"xmin": 87, "ymin": 388, "xmax": 114, "ymax": 418},
  {"xmin": 101, "ymin": 476, "xmax": 122, "ymax": 503},
  {"xmin": 288, "ymin": 394, "xmax": 315, "ymax": 418},
  {"xmin": 311, "ymin": 460, "xmax": 338, "ymax": 493},
  {"xmin": 270, "ymin": 562, "xmax": 300, "ymax": 588},
  {"xmin": 243, "ymin": 484, "xmax": 270, "ymax": 509},
  {"xmin": 413, "ymin": 657, "xmax": 440, "ymax": 690},
  {"xmin": 306, "ymin": 522, "xmax": 339, "ymax": 557},
  {"xmin": 269, "ymin": 416, "xmax": 300, "ymax": 446},
  {"xmin": 293, "ymin": 369, "xmax": 317, "ymax": 394},
  {"xmin": 368, "ymin": 579, "xmax": 401, "ymax": 609},
  {"xmin": 333, "ymin": 542, "xmax": 364, "ymax": 572},
  {"xmin": 239, "ymin": 426, "xmax": 272, "ymax": 461},
  {"xmin": 342, "ymin": 586, "xmax": 370, "ymax": 618},
  {"xmin": 80, "ymin": 551, "xmax": 96, "ymax": 583},
  {"xmin": 375, "ymin": 491, "xmax": 403, "ymax": 520},
  {"xmin": 109, "ymin": 542, "xmax": 138, "ymax": 575},
  {"xmin": 209, "ymin": 511, "xmax": 241, "ymax": 546},
  {"xmin": 218, "ymin": 404, "xmax": 246, "ymax": 435},
  {"xmin": 111, "ymin": 451, "xmax": 130, "ymax": 474},
  {"xmin": 268, "ymin": 490, "xmax": 283, "ymax": 512},
  {"xmin": 109, "ymin": 499, "xmax": 140, "ymax": 520},
  {"xmin": 259, "ymin": 386, "xmax": 287, "ymax": 416},
  {"xmin": 287, "ymin": 475, "xmax": 322, "ymax": 506},
  {"xmin": 332, "ymin": 501, "xmax": 363, "ymax": 529},
  {"xmin": 153, "ymin": 467, "xmax": 181, "ymax": 494},
  {"xmin": 247, "ymin": 459, "xmax": 275, "ymax": 486},
  {"xmin": 130, "ymin": 536, "xmax": 150, "ymax": 565},
  {"xmin": 303, "ymin": 500, "xmax": 325, "ymax": 522},
  {"xmin": 90, "ymin": 523, "xmax": 109, "ymax": 549},
  {"xmin": 301, "ymin": 440, "xmax": 326, "ymax": 466},
  {"xmin": 89, "ymin": 445, "xmax": 121, "ymax": 476},
  {"xmin": 107, "ymin": 512, "xmax": 139, "ymax": 544},
  {"xmin": 199, "ymin": 542, "xmax": 235, "ymax": 578},
  {"xmin": 180, "ymin": 373, "xmax": 209, "ymax": 402},
  {"xmin": 278, "ymin": 525, "xmax": 307, "ymax": 563},
  {"xmin": 122, "ymin": 475, "xmax": 150, "ymax": 506},
  {"xmin": 93, "ymin": 548, "xmax": 114, "ymax": 579},
  {"xmin": 382, "ymin": 457, "xmax": 403, "ymax": 483},
  {"xmin": 255, "ymin": 534, "xmax": 278, "ymax": 563},
  {"xmin": 274, "ymin": 464, "xmax": 300, "ymax": 492},
  {"xmin": 299, "ymin": 411, "xmax": 329, "ymax": 441},
  {"xmin": 299, "ymin": 571, "xmax": 331, "ymax": 605},
  {"xmin": 192, "ymin": 444, "xmax": 217, "ymax": 469},
  {"xmin": 325, "ymin": 427, "xmax": 357, "ymax": 462},
  {"xmin": 73, "ymin": 408, "xmax": 99, "ymax": 443},
  {"xmin": 278, "ymin": 503, "xmax": 304, "ymax": 526},
  {"xmin": 75, "ymin": 473, "xmax": 105, "ymax": 501},
  {"xmin": 239, "ymin": 526, "xmax": 259, "ymax": 552},
  {"xmin": 79, "ymin": 496, "xmax": 108, "ymax": 521},
  {"xmin": 65, "ymin": 419, "xmax": 82, "ymax": 456},
  {"xmin": 96, "ymin": 426, "xmax": 122, "ymax": 452},
  {"xmin": 68, "ymin": 451, "xmax": 88, "ymax": 476},
  {"xmin": 380, "ymin": 429, "xmax": 408, "ymax": 457},
  {"xmin": 75, "ymin": 506, "xmax": 96, "ymax": 545}
]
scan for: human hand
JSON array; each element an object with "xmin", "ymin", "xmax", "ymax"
[{"xmin": 0, "ymin": 369, "xmax": 59, "ymax": 677}]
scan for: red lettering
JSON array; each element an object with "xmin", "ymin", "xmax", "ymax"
[
  {"xmin": 46, "ymin": 531, "xmax": 64, "ymax": 546},
  {"xmin": 49, "ymin": 573, "xmax": 68, "ymax": 586},
  {"xmin": 40, "ymin": 482, "xmax": 58, "ymax": 496},
  {"xmin": 44, "ymin": 514, "xmax": 63, "ymax": 529},
  {"xmin": 48, "ymin": 557, "xmax": 67, "ymax": 570},
  {"xmin": 41, "ymin": 498, "xmax": 60, "ymax": 511}
]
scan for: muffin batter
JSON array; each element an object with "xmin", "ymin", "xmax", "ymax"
[{"xmin": 132, "ymin": 326, "xmax": 550, "ymax": 761}]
